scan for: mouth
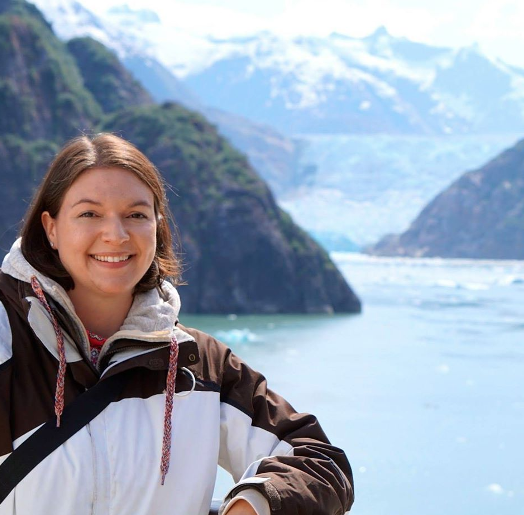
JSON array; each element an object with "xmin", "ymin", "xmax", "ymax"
[{"xmin": 91, "ymin": 254, "xmax": 132, "ymax": 263}]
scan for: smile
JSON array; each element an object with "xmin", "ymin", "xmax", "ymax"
[{"xmin": 92, "ymin": 255, "xmax": 131, "ymax": 263}]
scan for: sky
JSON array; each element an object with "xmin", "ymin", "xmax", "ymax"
[{"xmin": 79, "ymin": 0, "xmax": 524, "ymax": 69}]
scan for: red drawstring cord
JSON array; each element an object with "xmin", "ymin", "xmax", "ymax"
[
  {"xmin": 31, "ymin": 276, "xmax": 180, "ymax": 483},
  {"xmin": 30, "ymin": 276, "xmax": 66, "ymax": 427},
  {"xmin": 160, "ymin": 335, "xmax": 179, "ymax": 485}
]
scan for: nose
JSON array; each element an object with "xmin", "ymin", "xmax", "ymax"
[{"xmin": 102, "ymin": 216, "xmax": 130, "ymax": 244}]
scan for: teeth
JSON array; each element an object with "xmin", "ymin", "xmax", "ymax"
[{"xmin": 93, "ymin": 255, "xmax": 130, "ymax": 263}]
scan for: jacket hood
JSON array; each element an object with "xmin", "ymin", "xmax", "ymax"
[{"xmin": 1, "ymin": 238, "xmax": 186, "ymax": 344}]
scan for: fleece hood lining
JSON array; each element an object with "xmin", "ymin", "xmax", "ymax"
[{"xmin": 1, "ymin": 238, "xmax": 193, "ymax": 345}]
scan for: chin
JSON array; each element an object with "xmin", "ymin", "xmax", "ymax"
[{"xmin": 95, "ymin": 282, "xmax": 137, "ymax": 298}]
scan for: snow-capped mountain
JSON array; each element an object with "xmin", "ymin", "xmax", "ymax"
[
  {"xmin": 29, "ymin": 0, "xmax": 524, "ymax": 248},
  {"xmin": 33, "ymin": 1, "xmax": 524, "ymax": 136},
  {"xmin": 179, "ymin": 29, "xmax": 524, "ymax": 135},
  {"xmin": 30, "ymin": 0, "xmax": 200, "ymax": 107}
]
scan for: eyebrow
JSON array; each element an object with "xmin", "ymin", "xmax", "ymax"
[{"xmin": 71, "ymin": 199, "xmax": 154, "ymax": 209}]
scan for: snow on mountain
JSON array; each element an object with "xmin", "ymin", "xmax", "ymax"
[
  {"xmin": 33, "ymin": 1, "xmax": 524, "ymax": 136},
  {"xmin": 172, "ymin": 27, "xmax": 524, "ymax": 135},
  {"xmin": 31, "ymin": 0, "xmax": 200, "ymax": 107},
  {"xmin": 106, "ymin": 4, "xmax": 160, "ymax": 23},
  {"xmin": 30, "ymin": 0, "xmax": 139, "ymax": 57}
]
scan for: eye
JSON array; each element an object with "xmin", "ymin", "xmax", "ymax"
[
  {"xmin": 129, "ymin": 212, "xmax": 148, "ymax": 219},
  {"xmin": 79, "ymin": 211, "xmax": 97, "ymax": 218}
]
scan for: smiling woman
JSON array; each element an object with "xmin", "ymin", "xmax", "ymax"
[
  {"xmin": 40, "ymin": 168, "xmax": 158, "ymax": 337},
  {"xmin": 0, "ymin": 133, "xmax": 354, "ymax": 515}
]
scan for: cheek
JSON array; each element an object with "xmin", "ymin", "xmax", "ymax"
[
  {"xmin": 57, "ymin": 228, "xmax": 95, "ymax": 252},
  {"xmin": 138, "ymin": 224, "xmax": 157, "ymax": 257},
  {"xmin": 147, "ymin": 222, "xmax": 158, "ymax": 244}
]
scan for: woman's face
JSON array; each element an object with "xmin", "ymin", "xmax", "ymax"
[{"xmin": 42, "ymin": 167, "xmax": 157, "ymax": 304}]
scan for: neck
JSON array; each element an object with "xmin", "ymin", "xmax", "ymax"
[{"xmin": 67, "ymin": 290, "xmax": 134, "ymax": 339}]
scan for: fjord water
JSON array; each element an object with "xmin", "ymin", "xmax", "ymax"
[{"xmin": 182, "ymin": 253, "xmax": 524, "ymax": 515}]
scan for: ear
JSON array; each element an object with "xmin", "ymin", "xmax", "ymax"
[{"xmin": 41, "ymin": 211, "xmax": 57, "ymax": 247}]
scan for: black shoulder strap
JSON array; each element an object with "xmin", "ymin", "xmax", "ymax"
[{"xmin": 0, "ymin": 372, "xmax": 128, "ymax": 504}]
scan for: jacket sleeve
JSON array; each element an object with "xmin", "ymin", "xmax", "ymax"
[
  {"xmin": 216, "ymin": 344, "xmax": 354, "ymax": 515},
  {"xmin": 0, "ymin": 300, "xmax": 13, "ymax": 459}
]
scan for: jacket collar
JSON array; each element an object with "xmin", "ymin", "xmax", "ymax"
[{"xmin": 1, "ymin": 238, "xmax": 194, "ymax": 347}]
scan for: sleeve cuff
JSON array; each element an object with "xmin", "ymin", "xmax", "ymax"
[{"xmin": 220, "ymin": 489, "xmax": 271, "ymax": 515}]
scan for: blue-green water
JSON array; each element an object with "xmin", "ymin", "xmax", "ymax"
[{"xmin": 181, "ymin": 253, "xmax": 524, "ymax": 514}]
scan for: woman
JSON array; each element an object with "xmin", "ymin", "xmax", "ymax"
[{"xmin": 0, "ymin": 134, "xmax": 354, "ymax": 515}]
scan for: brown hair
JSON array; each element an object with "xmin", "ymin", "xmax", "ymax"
[{"xmin": 21, "ymin": 133, "xmax": 181, "ymax": 293}]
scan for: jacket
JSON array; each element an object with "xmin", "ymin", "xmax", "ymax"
[{"xmin": 0, "ymin": 239, "xmax": 354, "ymax": 515}]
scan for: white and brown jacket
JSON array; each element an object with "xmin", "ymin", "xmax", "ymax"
[{"xmin": 0, "ymin": 239, "xmax": 354, "ymax": 515}]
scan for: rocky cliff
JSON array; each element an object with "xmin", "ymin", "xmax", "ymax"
[
  {"xmin": 0, "ymin": 0, "xmax": 361, "ymax": 313},
  {"xmin": 369, "ymin": 139, "xmax": 524, "ymax": 259}
]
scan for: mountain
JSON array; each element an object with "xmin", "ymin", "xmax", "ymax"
[
  {"xmin": 203, "ymin": 108, "xmax": 301, "ymax": 192},
  {"xmin": 119, "ymin": 55, "xmax": 302, "ymax": 192},
  {"xmin": 32, "ymin": 0, "xmax": 301, "ymax": 194},
  {"xmin": 0, "ymin": 0, "xmax": 361, "ymax": 313},
  {"xmin": 122, "ymin": 54, "xmax": 200, "ymax": 110},
  {"xmin": 34, "ymin": 2, "xmax": 524, "ymax": 135},
  {"xmin": 0, "ymin": 0, "xmax": 100, "ymax": 243},
  {"xmin": 49, "ymin": 1, "xmax": 524, "ymax": 137},
  {"xmin": 368, "ymin": 139, "xmax": 524, "ymax": 259},
  {"xmin": 33, "ymin": 1, "xmax": 524, "ymax": 252},
  {"xmin": 279, "ymin": 133, "xmax": 519, "ymax": 246},
  {"xmin": 179, "ymin": 30, "xmax": 524, "ymax": 135},
  {"xmin": 29, "ymin": 0, "xmax": 200, "ymax": 107},
  {"xmin": 0, "ymin": 0, "xmax": 100, "ymax": 140},
  {"xmin": 67, "ymin": 37, "xmax": 153, "ymax": 113}
]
